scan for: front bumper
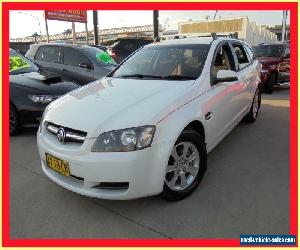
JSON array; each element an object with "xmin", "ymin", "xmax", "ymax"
[{"xmin": 37, "ymin": 127, "xmax": 172, "ymax": 200}]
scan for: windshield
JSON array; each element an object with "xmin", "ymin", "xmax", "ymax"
[
  {"xmin": 110, "ymin": 44, "xmax": 210, "ymax": 80},
  {"xmin": 253, "ymin": 45, "xmax": 284, "ymax": 57},
  {"xmin": 9, "ymin": 50, "xmax": 39, "ymax": 75}
]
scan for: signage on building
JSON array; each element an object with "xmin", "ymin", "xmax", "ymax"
[{"xmin": 44, "ymin": 10, "xmax": 87, "ymax": 23}]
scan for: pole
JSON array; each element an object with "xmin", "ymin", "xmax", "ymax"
[
  {"xmin": 281, "ymin": 10, "xmax": 287, "ymax": 41},
  {"xmin": 213, "ymin": 10, "xmax": 218, "ymax": 19},
  {"xmin": 45, "ymin": 18, "xmax": 49, "ymax": 43},
  {"xmin": 85, "ymin": 22, "xmax": 89, "ymax": 45},
  {"xmin": 93, "ymin": 10, "xmax": 99, "ymax": 45},
  {"xmin": 72, "ymin": 22, "xmax": 76, "ymax": 44},
  {"xmin": 153, "ymin": 10, "xmax": 159, "ymax": 40}
]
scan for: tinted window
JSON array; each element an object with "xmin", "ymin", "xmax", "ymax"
[
  {"xmin": 82, "ymin": 46, "xmax": 116, "ymax": 66},
  {"xmin": 42, "ymin": 46, "xmax": 60, "ymax": 63},
  {"xmin": 232, "ymin": 44, "xmax": 250, "ymax": 70},
  {"xmin": 9, "ymin": 50, "xmax": 39, "ymax": 75},
  {"xmin": 35, "ymin": 47, "xmax": 44, "ymax": 60},
  {"xmin": 212, "ymin": 43, "xmax": 235, "ymax": 78},
  {"xmin": 62, "ymin": 48, "xmax": 90, "ymax": 67},
  {"xmin": 253, "ymin": 45, "xmax": 284, "ymax": 57},
  {"xmin": 111, "ymin": 44, "xmax": 210, "ymax": 80}
]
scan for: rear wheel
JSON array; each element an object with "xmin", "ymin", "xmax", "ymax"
[
  {"xmin": 263, "ymin": 72, "xmax": 276, "ymax": 94},
  {"xmin": 10, "ymin": 106, "xmax": 20, "ymax": 136},
  {"xmin": 161, "ymin": 130, "xmax": 207, "ymax": 201},
  {"xmin": 244, "ymin": 87, "xmax": 261, "ymax": 123}
]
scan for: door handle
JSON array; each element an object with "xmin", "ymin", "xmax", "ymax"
[{"xmin": 205, "ymin": 112, "xmax": 213, "ymax": 120}]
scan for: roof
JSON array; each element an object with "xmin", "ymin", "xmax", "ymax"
[
  {"xmin": 256, "ymin": 41, "xmax": 289, "ymax": 46},
  {"xmin": 156, "ymin": 37, "xmax": 214, "ymax": 46}
]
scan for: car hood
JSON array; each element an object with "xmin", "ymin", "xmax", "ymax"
[
  {"xmin": 45, "ymin": 77, "xmax": 195, "ymax": 138},
  {"xmin": 10, "ymin": 71, "xmax": 79, "ymax": 94}
]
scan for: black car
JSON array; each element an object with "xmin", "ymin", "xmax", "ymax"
[
  {"xmin": 108, "ymin": 37, "xmax": 153, "ymax": 63},
  {"xmin": 26, "ymin": 44, "xmax": 117, "ymax": 85},
  {"xmin": 10, "ymin": 50, "xmax": 79, "ymax": 135}
]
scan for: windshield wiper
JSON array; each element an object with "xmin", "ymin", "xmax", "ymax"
[
  {"xmin": 163, "ymin": 75, "xmax": 196, "ymax": 80},
  {"xmin": 117, "ymin": 74, "xmax": 163, "ymax": 79}
]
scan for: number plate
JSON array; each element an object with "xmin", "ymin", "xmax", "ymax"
[{"xmin": 45, "ymin": 153, "xmax": 70, "ymax": 177}]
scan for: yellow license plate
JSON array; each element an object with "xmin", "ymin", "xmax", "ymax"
[{"xmin": 45, "ymin": 153, "xmax": 70, "ymax": 177}]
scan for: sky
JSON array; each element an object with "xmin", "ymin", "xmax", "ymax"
[{"xmin": 9, "ymin": 10, "xmax": 290, "ymax": 39}]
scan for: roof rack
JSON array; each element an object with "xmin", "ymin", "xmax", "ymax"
[{"xmin": 160, "ymin": 32, "xmax": 239, "ymax": 41}]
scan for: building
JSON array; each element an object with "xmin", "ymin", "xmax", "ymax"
[{"xmin": 178, "ymin": 17, "xmax": 277, "ymax": 46}]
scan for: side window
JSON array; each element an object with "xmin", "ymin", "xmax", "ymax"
[
  {"xmin": 42, "ymin": 46, "xmax": 60, "ymax": 63},
  {"xmin": 62, "ymin": 48, "xmax": 91, "ymax": 67},
  {"xmin": 212, "ymin": 43, "xmax": 235, "ymax": 79},
  {"xmin": 232, "ymin": 44, "xmax": 250, "ymax": 70},
  {"xmin": 35, "ymin": 47, "xmax": 44, "ymax": 60},
  {"xmin": 244, "ymin": 44, "xmax": 255, "ymax": 62}
]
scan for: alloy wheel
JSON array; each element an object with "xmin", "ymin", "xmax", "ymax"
[
  {"xmin": 252, "ymin": 90, "xmax": 260, "ymax": 119},
  {"xmin": 10, "ymin": 107, "xmax": 16, "ymax": 135},
  {"xmin": 165, "ymin": 142, "xmax": 200, "ymax": 191}
]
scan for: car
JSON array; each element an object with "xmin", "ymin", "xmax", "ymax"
[
  {"xmin": 37, "ymin": 36, "xmax": 261, "ymax": 201},
  {"xmin": 253, "ymin": 41, "xmax": 290, "ymax": 94},
  {"xmin": 26, "ymin": 44, "xmax": 117, "ymax": 85},
  {"xmin": 107, "ymin": 37, "xmax": 153, "ymax": 63},
  {"xmin": 9, "ymin": 49, "xmax": 79, "ymax": 135}
]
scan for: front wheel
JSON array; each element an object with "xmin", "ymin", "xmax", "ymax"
[
  {"xmin": 161, "ymin": 130, "xmax": 207, "ymax": 201},
  {"xmin": 244, "ymin": 87, "xmax": 261, "ymax": 123},
  {"xmin": 10, "ymin": 106, "xmax": 21, "ymax": 136}
]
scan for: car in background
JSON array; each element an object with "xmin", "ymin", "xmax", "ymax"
[
  {"xmin": 107, "ymin": 37, "xmax": 153, "ymax": 63},
  {"xmin": 26, "ymin": 44, "xmax": 117, "ymax": 85},
  {"xmin": 253, "ymin": 42, "xmax": 290, "ymax": 94},
  {"xmin": 9, "ymin": 49, "xmax": 79, "ymax": 135}
]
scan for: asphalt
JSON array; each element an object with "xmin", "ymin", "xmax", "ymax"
[{"xmin": 10, "ymin": 87, "xmax": 290, "ymax": 239}]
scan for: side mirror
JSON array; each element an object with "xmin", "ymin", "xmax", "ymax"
[
  {"xmin": 214, "ymin": 70, "xmax": 238, "ymax": 84},
  {"xmin": 78, "ymin": 63, "xmax": 93, "ymax": 69}
]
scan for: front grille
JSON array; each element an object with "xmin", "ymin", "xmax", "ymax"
[{"xmin": 46, "ymin": 122, "xmax": 87, "ymax": 143}]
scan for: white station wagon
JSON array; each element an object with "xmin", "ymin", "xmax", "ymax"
[{"xmin": 37, "ymin": 35, "xmax": 261, "ymax": 201}]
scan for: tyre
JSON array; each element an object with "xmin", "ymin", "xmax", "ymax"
[
  {"xmin": 161, "ymin": 130, "xmax": 207, "ymax": 201},
  {"xmin": 10, "ymin": 105, "xmax": 20, "ymax": 136},
  {"xmin": 243, "ymin": 87, "xmax": 261, "ymax": 123},
  {"xmin": 263, "ymin": 72, "xmax": 276, "ymax": 94}
]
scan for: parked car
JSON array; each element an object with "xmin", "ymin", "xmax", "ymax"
[
  {"xmin": 37, "ymin": 36, "xmax": 261, "ymax": 201},
  {"xmin": 9, "ymin": 49, "xmax": 79, "ymax": 135},
  {"xmin": 26, "ymin": 44, "xmax": 117, "ymax": 85},
  {"xmin": 253, "ymin": 42, "xmax": 290, "ymax": 94},
  {"xmin": 107, "ymin": 37, "xmax": 153, "ymax": 63}
]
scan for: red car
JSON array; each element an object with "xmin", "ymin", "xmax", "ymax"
[{"xmin": 253, "ymin": 42, "xmax": 290, "ymax": 94}]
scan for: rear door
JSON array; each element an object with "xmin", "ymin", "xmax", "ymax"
[
  {"xmin": 61, "ymin": 47, "xmax": 95, "ymax": 85},
  {"xmin": 34, "ymin": 46, "xmax": 62, "ymax": 73},
  {"xmin": 230, "ymin": 42, "xmax": 253, "ymax": 116}
]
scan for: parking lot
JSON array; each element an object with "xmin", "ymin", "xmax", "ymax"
[{"xmin": 10, "ymin": 88, "xmax": 290, "ymax": 239}]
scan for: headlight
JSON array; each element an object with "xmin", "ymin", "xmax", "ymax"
[
  {"xmin": 91, "ymin": 126, "xmax": 156, "ymax": 152},
  {"xmin": 28, "ymin": 95, "xmax": 59, "ymax": 104}
]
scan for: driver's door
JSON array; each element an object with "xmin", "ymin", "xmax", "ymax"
[{"xmin": 203, "ymin": 42, "xmax": 242, "ymax": 151}]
